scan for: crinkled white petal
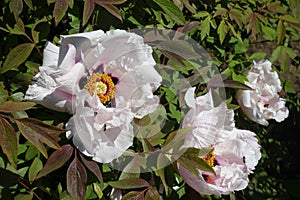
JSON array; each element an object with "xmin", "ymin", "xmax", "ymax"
[{"xmin": 236, "ymin": 59, "xmax": 289, "ymax": 125}]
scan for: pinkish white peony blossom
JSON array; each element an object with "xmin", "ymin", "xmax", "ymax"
[
  {"xmin": 236, "ymin": 59, "xmax": 289, "ymax": 126},
  {"xmin": 178, "ymin": 88, "xmax": 261, "ymax": 195},
  {"xmin": 25, "ymin": 29, "xmax": 162, "ymax": 163}
]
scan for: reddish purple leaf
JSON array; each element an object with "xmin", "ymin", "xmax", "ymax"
[
  {"xmin": 82, "ymin": 0, "xmax": 95, "ymax": 26},
  {"xmin": 95, "ymin": 0, "xmax": 127, "ymax": 4},
  {"xmin": 0, "ymin": 117, "xmax": 18, "ymax": 168},
  {"xmin": 36, "ymin": 144, "xmax": 74, "ymax": 179},
  {"xmin": 97, "ymin": 3, "xmax": 122, "ymax": 21},
  {"xmin": 79, "ymin": 154, "xmax": 103, "ymax": 184},
  {"xmin": 53, "ymin": 0, "xmax": 69, "ymax": 25},
  {"xmin": 67, "ymin": 156, "xmax": 87, "ymax": 200},
  {"xmin": 15, "ymin": 118, "xmax": 65, "ymax": 158},
  {"xmin": 145, "ymin": 187, "xmax": 160, "ymax": 200},
  {"xmin": 108, "ymin": 178, "xmax": 150, "ymax": 189}
]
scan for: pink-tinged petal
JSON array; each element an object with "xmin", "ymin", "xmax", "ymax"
[
  {"xmin": 179, "ymin": 88, "xmax": 261, "ymax": 195},
  {"xmin": 25, "ymin": 70, "xmax": 74, "ymax": 113},
  {"xmin": 236, "ymin": 59, "xmax": 288, "ymax": 125}
]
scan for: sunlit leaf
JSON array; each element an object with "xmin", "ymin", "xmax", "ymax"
[
  {"xmin": 53, "ymin": 0, "xmax": 69, "ymax": 25},
  {"xmin": 37, "ymin": 144, "xmax": 73, "ymax": 179},
  {"xmin": 0, "ymin": 117, "xmax": 18, "ymax": 168},
  {"xmin": 14, "ymin": 194, "xmax": 33, "ymax": 200},
  {"xmin": 82, "ymin": 0, "xmax": 95, "ymax": 26},
  {"xmin": 67, "ymin": 156, "xmax": 87, "ymax": 200},
  {"xmin": 0, "ymin": 101, "xmax": 35, "ymax": 113},
  {"xmin": 199, "ymin": 16, "xmax": 211, "ymax": 40},
  {"xmin": 217, "ymin": 19, "xmax": 228, "ymax": 44},
  {"xmin": 153, "ymin": 0, "xmax": 185, "ymax": 25},
  {"xmin": 28, "ymin": 157, "xmax": 43, "ymax": 182},
  {"xmin": 15, "ymin": 118, "xmax": 65, "ymax": 158},
  {"xmin": 0, "ymin": 43, "xmax": 34, "ymax": 74},
  {"xmin": 108, "ymin": 178, "xmax": 150, "ymax": 189},
  {"xmin": 276, "ymin": 19, "xmax": 285, "ymax": 44},
  {"xmin": 93, "ymin": 183, "xmax": 103, "ymax": 199},
  {"xmin": 79, "ymin": 154, "xmax": 103, "ymax": 184}
]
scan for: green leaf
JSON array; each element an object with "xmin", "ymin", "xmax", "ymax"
[
  {"xmin": 108, "ymin": 178, "xmax": 150, "ymax": 189},
  {"xmin": 79, "ymin": 154, "xmax": 103, "ymax": 184},
  {"xmin": 0, "ymin": 117, "xmax": 18, "ymax": 168},
  {"xmin": 276, "ymin": 19, "xmax": 285, "ymax": 44},
  {"xmin": 93, "ymin": 183, "xmax": 103, "ymax": 199},
  {"xmin": 6, "ymin": 18, "xmax": 26, "ymax": 36},
  {"xmin": 9, "ymin": 0, "xmax": 23, "ymax": 18},
  {"xmin": 28, "ymin": 157, "xmax": 43, "ymax": 182},
  {"xmin": 53, "ymin": 0, "xmax": 69, "ymax": 25},
  {"xmin": 37, "ymin": 144, "xmax": 73, "ymax": 179},
  {"xmin": 145, "ymin": 187, "xmax": 160, "ymax": 200},
  {"xmin": 153, "ymin": 0, "xmax": 185, "ymax": 25},
  {"xmin": 193, "ymin": 11, "xmax": 209, "ymax": 18},
  {"xmin": 0, "ymin": 43, "xmax": 34, "ymax": 74},
  {"xmin": 284, "ymin": 80, "xmax": 296, "ymax": 94},
  {"xmin": 0, "ymin": 83, "xmax": 8, "ymax": 104},
  {"xmin": 178, "ymin": 155, "xmax": 215, "ymax": 177},
  {"xmin": 97, "ymin": 3, "xmax": 122, "ymax": 21},
  {"xmin": 67, "ymin": 156, "xmax": 87, "ymax": 200},
  {"xmin": 15, "ymin": 118, "xmax": 65, "ymax": 158},
  {"xmin": 82, "ymin": 0, "xmax": 95, "ymax": 26},
  {"xmin": 14, "ymin": 194, "xmax": 33, "ymax": 200},
  {"xmin": 199, "ymin": 16, "xmax": 211, "ymax": 40},
  {"xmin": 280, "ymin": 14, "xmax": 300, "ymax": 24},
  {"xmin": 217, "ymin": 19, "xmax": 228, "ymax": 44},
  {"xmin": 0, "ymin": 101, "xmax": 35, "ymax": 113},
  {"xmin": 250, "ymin": 52, "xmax": 267, "ymax": 59},
  {"xmin": 0, "ymin": 168, "xmax": 20, "ymax": 187}
]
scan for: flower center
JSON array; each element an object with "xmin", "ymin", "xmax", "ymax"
[
  {"xmin": 202, "ymin": 149, "xmax": 215, "ymax": 167},
  {"xmin": 202, "ymin": 149, "xmax": 215, "ymax": 184},
  {"xmin": 84, "ymin": 73, "xmax": 115, "ymax": 104}
]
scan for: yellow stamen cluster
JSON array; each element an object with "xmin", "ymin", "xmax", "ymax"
[
  {"xmin": 202, "ymin": 149, "xmax": 215, "ymax": 167},
  {"xmin": 84, "ymin": 73, "xmax": 115, "ymax": 104}
]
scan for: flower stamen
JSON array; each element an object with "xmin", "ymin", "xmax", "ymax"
[
  {"xmin": 84, "ymin": 73, "xmax": 115, "ymax": 104},
  {"xmin": 203, "ymin": 149, "xmax": 215, "ymax": 167}
]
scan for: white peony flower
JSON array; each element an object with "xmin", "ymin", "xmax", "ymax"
[
  {"xmin": 25, "ymin": 29, "xmax": 162, "ymax": 163},
  {"xmin": 236, "ymin": 59, "xmax": 289, "ymax": 126},
  {"xmin": 178, "ymin": 88, "xmax": 261, "ymax": 195}
]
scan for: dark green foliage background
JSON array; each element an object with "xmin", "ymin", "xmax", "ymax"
[{"xmin": 0, "ymin": 0, "xmax": 299, "ymax": 199}]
